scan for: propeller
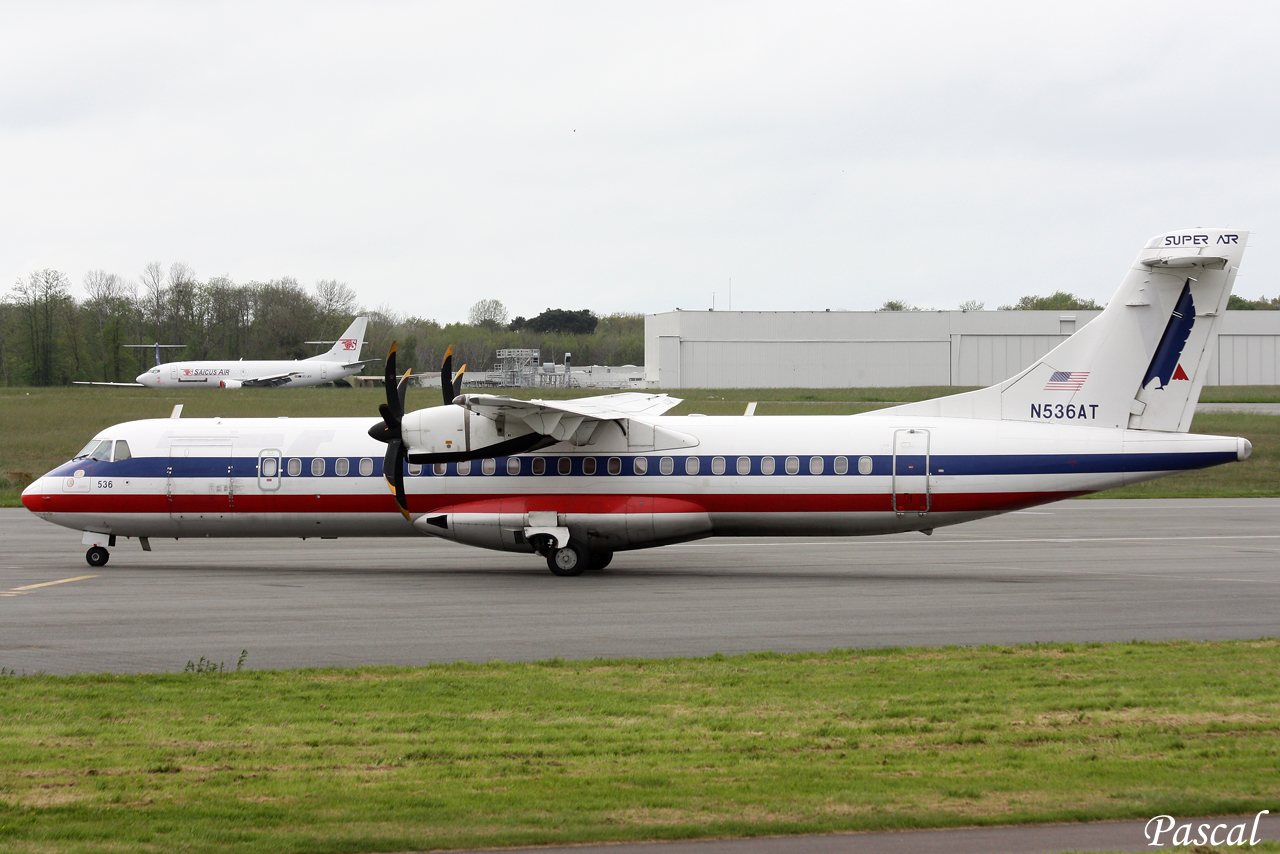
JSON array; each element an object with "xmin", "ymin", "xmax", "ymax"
[
  {"xmin": 370, "ymin": 343, "xmax": 470, "ymax": 519},
  {"xmin": 368, "ymin": 342, "xmax": 413, "ymax": 520}
]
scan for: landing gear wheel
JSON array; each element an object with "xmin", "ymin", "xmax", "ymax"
[
  {"xmin": 587, "ymin": 550, "xmax": 614, "ymax": 571},
  {"xmin": 547, "ymin": 540, "xmax": 589, "ymax": 576},
  {"xmin": 86, "ymin": 547, "xmax": 109, "ymax": 568}
]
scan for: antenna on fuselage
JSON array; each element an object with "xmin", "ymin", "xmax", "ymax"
[{"xmin": 123, "ymin": 342, "xmax": 186, "ymax": 367}]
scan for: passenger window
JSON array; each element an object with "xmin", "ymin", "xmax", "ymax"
[
  {"xmin": 113, "ymin": 440, "xmax": 131, "ymax": 462},
  {"xmin": 261, "ymin": 457, "xmax": 279, "ymax": 477},
  {"xmin": 736, "ymin": 456, "xmax": 751, "ymax": 475},
  {"xmin": 685, "ymin": 457, "xmax": 700, "ymax": 475},
  {"xmin": 582, "ymin": 457, "xmax": 597, "ymax": 475},
  {"xmin": 531, "ymin": 457, "xmax": 546, "ymax": 476},
  {"xmin": 434, "ymin": 463, "xmax": 447, "ymax": 476},
  {"xmin": 660, "ymin": 457, "xmax": 674, "ymax": 475},
  {"xmin": 809, "ymin": 456, "xmax": 824, "ymax": 475},
  {"xmin": 359, "ymin": 458, "xmax": 374, "ymax": 476},
  {"xmin": 633, "ymin": 456, "xmax": 649, "ymax": 475},
  {"xmin": 506, "ymin": 457, "xmax": 521, "ymax": 475},
  {"xmin": 557, "ymin": 457, "xmax": 571, "ymax": 475},
  {"xmin": 409, "ymin": 463, "xmax": 424, "ymax": 476},
  {"xmin": 311, "ymin": 458, "xmax": 326, "ymax": 476},
  {"xmin": 287, "ymin": 458, "xmax": 302, "ymax": 476},
  {"xmin": 335, "ymin": 458, "xmax": 349, "ymax": 476},
  {"xmin": 457, "ymin": 460, "xmax": 471, "ymax": 476},
  {"xmin": 711, "ymin": 456, "xmax": 725, "ymax": 475},
  {"xmin": 834, "ymin": 456, "xmax": 848, "ymax": 475},
  {"xmin": 760, "ymin": 456, "xmax": 775, "ymax": 475},
  {"xmin": 607, "ymin": 457, "xmax": 621, "ymax": 475},
  {"xmin": 858, "ymin": 455, "xmax": 873, "ymax": 475},
  {"xmin": 91, "ymin": 439, "xmax": 113, "ymax": 461},
  {"xmin": 481, "ymin": 458, "xmax": 496, "ymax": 475}
]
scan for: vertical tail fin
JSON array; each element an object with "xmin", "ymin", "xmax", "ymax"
[
  {"xmin": 884, "ymin": 229, "xmax": 1248, "ymax": 432},
  {"xmin": 312, "ymin": 316, "xmax": 368, "ymax": 362}
]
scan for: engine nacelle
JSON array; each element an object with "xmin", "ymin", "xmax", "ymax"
[
  {"xmin": 219, "ymin": 379, "xmax": 242, "ymax": 389},
  {"xmin": 412, "ymin": 498, "xmax": 713, "ymax": 553},
  {"xmin": 401, "ymin": 405, "xmax": 545, "ymax": 462}
]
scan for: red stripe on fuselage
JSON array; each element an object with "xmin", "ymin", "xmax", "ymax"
[{"xmin": 26, "ymin": 490, "xmax": 1088, "ymax": 516}]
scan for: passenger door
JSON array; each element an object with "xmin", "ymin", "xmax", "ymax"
[{"xmin": 892, "ymin": 428, "xmax": 931, "ymax": 516}]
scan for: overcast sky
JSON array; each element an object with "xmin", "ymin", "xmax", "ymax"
[{"xmin": 4, "ymin": 1, "xmax": 1278, "ymax": 322}]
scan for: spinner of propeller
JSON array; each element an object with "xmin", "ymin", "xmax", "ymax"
[{"xmin": 367, "ymin": 343, "xmax": 465, "ymax": 519}]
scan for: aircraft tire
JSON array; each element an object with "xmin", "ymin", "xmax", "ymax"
[
  {"xmin": 547, "ymin": 540, "xmax": 588, "ymax": 576},
  {"xmin": 587, "ymin": 550, "xmax": 614, "ymax": 571},
  {"xmin": 86, "ymin": 547, "xmax": 110, "ymax": 568}
]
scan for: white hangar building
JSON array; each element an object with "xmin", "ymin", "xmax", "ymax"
[{"xmin": 644, "ymin": 309, "xmax": 1280, "ymax": 388}]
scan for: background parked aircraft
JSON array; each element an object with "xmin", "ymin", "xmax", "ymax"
[{"xmin": 74, "ymin": 317, "xmax": 373, "ymax": 389}]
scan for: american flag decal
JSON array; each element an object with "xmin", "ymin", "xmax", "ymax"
[{"xmin": 1044, "ymin": 371, "xmax": 1089, "ymax": 391}]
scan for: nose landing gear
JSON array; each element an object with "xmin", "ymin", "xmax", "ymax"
[{"xmin": 86, "ymin": 546, "xmax": 110, "ymax": 567}]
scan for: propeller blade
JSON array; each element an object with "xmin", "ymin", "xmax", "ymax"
[
  {"xmin": 440, "ymin": 345, "xmax": 455, "ymax": 407},
  {"xmin": 370, "ymin": 342, "xmax": 411, "ymax": 520},
  {"xmin": 452, "ymin": 364, "xmax": 466, "ymax": 399},
  {"xmin": 383, "ymin": 440, "xmax": 410, "ymax": 520},
  {"xmin": 383, "ymin": 342, "xmax": 402, "ymax": 419},
  {"xmin": 397, "ymin": 368, "xmax": 411, "ymax": 414}
]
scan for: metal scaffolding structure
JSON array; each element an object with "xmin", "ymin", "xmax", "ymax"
[{"xmin": 476, "ymin": 349, "xmax": 578, "ymax": 388}]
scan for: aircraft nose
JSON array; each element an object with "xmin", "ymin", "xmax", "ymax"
[
  {"xmin": 20, "ymin": 476, "xmax": 44, "ymax": 511},
  {"xmin": 136, "ymin": 373, "xmax": 149, "ymax": 385}
]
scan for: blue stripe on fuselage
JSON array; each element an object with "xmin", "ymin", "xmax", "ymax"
[{"xmin": 44, "ymin": 451, "xmax": 1238, "ymax": 481}]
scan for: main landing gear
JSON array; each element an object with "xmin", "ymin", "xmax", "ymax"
[
  {"xmin": 86, "ymin": 546, "xmax": 110, "ymax": 567},
  {"xmin": 539, "ymin": 538, "xmax": 614, "ymax": 576}
]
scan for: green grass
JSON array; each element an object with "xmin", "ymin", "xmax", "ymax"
[
  {"xmin": 0, "ymin": 641, "xmax": 1277, "ymax": 853},
  {"xmin": 2, "ymin": 386, "xmax": 1278, "ymax": 505}
]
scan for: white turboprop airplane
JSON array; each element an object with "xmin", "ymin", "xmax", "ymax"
[
  {"xmin": 75, "ymin": 317, "xmax": 373, "ymax": 389},
  {"xmin": 24, "ymin": 230, "xmax": 1253, "ymax": 575}
]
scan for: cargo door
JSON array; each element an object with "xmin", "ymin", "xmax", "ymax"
[
  {"xmin": 892, "ymin": 428, "xmax": 931, "ymax": 516},
  {"xmin": 168, "ymin": 441, "xmax": 233, "ymax": 523}
]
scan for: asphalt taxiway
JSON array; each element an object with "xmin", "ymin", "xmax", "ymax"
[{"xmin": 1, "ymin": 498, "xmax": 1278, "ymax": 674}]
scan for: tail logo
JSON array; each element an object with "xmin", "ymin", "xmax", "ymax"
[
  {"xmin": 1141, "ymin": 281, "xmax": 1196, "ymax": 391},
  {"xmin": 341, "ymin": 338, "xmax": 357, "ymax": 351}
]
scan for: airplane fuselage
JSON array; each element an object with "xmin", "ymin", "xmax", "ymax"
[
  {"xmin": 22, "ymin": 413, "xmax": 1249, "ymax": 553},
  {"xmin": 136, "ymin": 359, "xmax": 364, "ymax": 389}
]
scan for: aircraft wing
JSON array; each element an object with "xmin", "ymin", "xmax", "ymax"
[
  {"xmin": 460, "ymin": 392, "xmax": 681, "ymax": 420},
  {"xmin": 72, "ymin": 381, "xmax": 145, "ymax": 387},
  {"xmin": 455, "ymin": 392, "xmax": 683, "ymax": 444},
  {"xmin": 240, "ymin": 372, "xmax": 302, "ymax": 388}
]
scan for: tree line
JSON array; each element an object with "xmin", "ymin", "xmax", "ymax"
[{"xmin": 0, "ymin": 265, "xmax": 644, "ymax": 387}]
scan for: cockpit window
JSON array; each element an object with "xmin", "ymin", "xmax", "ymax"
[
  {"xmin": 113, "ymin": 440, "xmax": 131, "ymax": 461},
  {"xmin": 149, "ymin": 367, "xmax": 160, "ymax": 374},
  {"xmin": 75, "ymin": 438, "xmax": 114, "ymax": 460}
]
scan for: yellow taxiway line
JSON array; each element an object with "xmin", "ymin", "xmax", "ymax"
[{"xmin": 1, "ymin": 575, "xmax": 98, "ymax": 597}]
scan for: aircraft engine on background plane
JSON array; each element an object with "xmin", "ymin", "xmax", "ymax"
[{"xmin": 218, "ymin": 379, "xmax": 243, "ymax": 389}]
